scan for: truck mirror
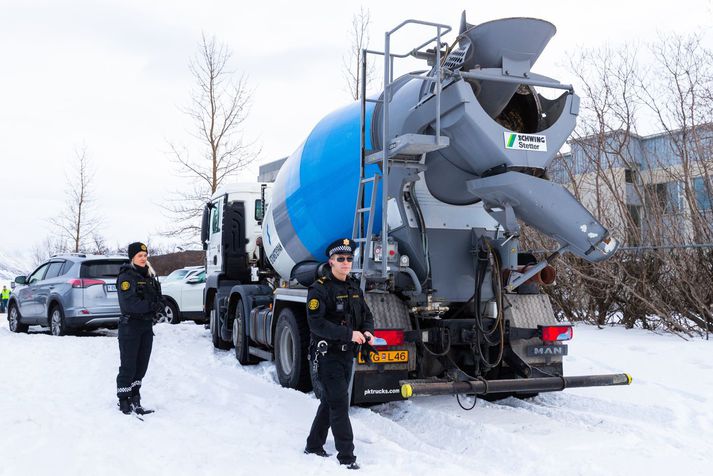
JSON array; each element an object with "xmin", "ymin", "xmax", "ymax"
[
  {"xmin": 255, "ymin": 199, "xmax": 264, "ymax": 222},
  {"xmin": 200, "ymin": 202, "xmax": 212, "ymax": 249}
]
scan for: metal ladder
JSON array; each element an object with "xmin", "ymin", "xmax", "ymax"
[{"xmin": 352, "ymin": 19, "xmax": 451, "ymax": 291}]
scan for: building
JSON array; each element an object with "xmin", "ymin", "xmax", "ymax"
[{"xmin": 550, "ymin": 127, "xmax": 713, "ymax": 246}]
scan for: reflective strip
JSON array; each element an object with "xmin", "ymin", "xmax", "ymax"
[{"xmin": 117, "ymin": 387, "xmax": 132, "ymax": 393}]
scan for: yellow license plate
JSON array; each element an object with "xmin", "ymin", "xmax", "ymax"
[{"xmin": 358, "ymin": 350, "xmax": 409, "ymax": 364}]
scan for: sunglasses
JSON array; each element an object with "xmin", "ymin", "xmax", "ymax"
[{"xmin": 333, "ymin": 256, "xmax": 354, "ymax": 263}]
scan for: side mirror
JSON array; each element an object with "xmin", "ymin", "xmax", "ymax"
[
  {"xmin": 254, "ymin": 199, "xmax": 264, "ymax": 223},
  {"xmin": 186, "ymin": 276, "xmax": 204, "ymax": 284},
  {"xmin": 14, "ymin": 276, "xmax": 26, "ymax": 285},
  {"xmin": 200, "ymin": 202, "xmax": 213, "ymax": 250}
]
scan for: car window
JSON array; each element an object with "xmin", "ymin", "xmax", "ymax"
[
  {"xmin": 44, "ymin": 261, "xmax": 65, "ymax": 280},
  {"xmin": 61, "ymin": 261, "xmax": 75, "ymax": 276},
  {"xmin": 81, "ymin": 260, "xmax": 128, "ymax": 278},
  {"xmin": 28, "ymin": 263, "xmax": 51, "ymax": 284},
  {"xmin": 195, "ymin": 271, "xmax": 206, "ymax": 283}
]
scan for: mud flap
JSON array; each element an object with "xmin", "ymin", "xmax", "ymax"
[{"xmin": 352, "ymin": 370, "xmax": 408, "ymax": 404}]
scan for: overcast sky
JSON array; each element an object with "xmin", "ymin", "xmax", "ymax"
[{"xmin": 1, "ymin": 0, "xmax": 711, "ymax": 258}]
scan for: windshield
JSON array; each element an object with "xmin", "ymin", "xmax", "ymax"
[{"xmin": 164, "ymin": 269, "xmax": 192, "ymax": 282}]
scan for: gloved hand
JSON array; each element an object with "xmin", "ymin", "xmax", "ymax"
[{"xmin": 358, "ymin": 341, "xmax": 378, "ymax": 365}]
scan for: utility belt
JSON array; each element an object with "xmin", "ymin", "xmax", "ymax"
[{"xmin": 120, "ymin": 314, "xmax": 154, "ymax": 324}]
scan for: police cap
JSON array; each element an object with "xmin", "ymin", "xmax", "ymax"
[{"xmin": 325, "ymin": 238, "xmax": 357, "ymax": 257}]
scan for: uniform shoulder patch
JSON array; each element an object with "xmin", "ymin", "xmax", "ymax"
[
  {"xmin": 308, "ymin": 298, "xmax": 320, "ymax": 311},
  {"xmin": 120, "ymin": 281, "xmax": 130, "ymax": 291}
]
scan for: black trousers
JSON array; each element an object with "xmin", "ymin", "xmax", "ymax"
[
  {"xmin": 306, "ymin": 352, "xmax": 355, "ymax": 464},
  {"xmin": 116, "ymin": 318, "xmax": 153, "ymax": 399}
]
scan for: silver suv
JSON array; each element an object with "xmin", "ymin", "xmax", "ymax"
[{"xmin": 7, "ymin": 254, "xmax": 129, "ymax": 335}]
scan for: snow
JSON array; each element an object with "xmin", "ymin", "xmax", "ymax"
[{"xmin": 0, "ymin": 319, "xmax": 711, "ymax": 476}]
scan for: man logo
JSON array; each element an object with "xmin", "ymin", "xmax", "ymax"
[
  {"xmin": 120, "ymin": 281, "xmax": 131, "ymax": 291},
  {"xmin": 308, "ymin": 299, "xmax": 319, "ymax": 311}
]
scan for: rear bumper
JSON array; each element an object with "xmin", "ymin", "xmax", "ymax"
[
  {"xmin": 400, "ymin": 373, "xmax": 632, "ymax": 399},
  {"xmin": 65, "ymin": 315, "xmax": 121, "ymax": 329}
]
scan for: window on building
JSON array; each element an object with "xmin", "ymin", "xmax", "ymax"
[
  {"xmin": 624, "ymin": 169, "xmax": 639, "ymax": 184},
  {"xmin": 693, "ymin": 176, "xmax": 712, "ymax": 211},
  {"xmin": 626, "ymin": 205, "xmax": 642, "ymax": 245},
  {"xmin": 647, "ymin": 181, "xmax": 683, "ymax": 213}
]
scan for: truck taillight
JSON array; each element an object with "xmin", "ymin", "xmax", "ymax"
[
  {"xmin": 69, "ymin": 279, "xmax": 105, "ymax": 288},
  {"xmin": 540, "ymin": 325, "xmax": 573, "ymax": 342},
  {"xmin": 372, "ymin": 329, "xmax": 404, "ymax": 347}
]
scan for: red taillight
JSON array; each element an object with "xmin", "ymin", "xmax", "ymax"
[
  {"xmin": 540, "ymin": 325, "xmax": 573, "ymax": 342},
  {"xmin": 372, "ymin": 329, "xmax": 404, "ymax": 347},
  {"xmin": 68, "ymin": 278, "xmax": 106, "ymax": 288}
]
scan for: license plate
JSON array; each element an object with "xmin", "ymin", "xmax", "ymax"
[
  {"xmin": 358, "ymin": 350, "xmax": 409, "ymax": 364},
  {"xmin": 105, "ymin": 284, "xmax": 117, "ymax": 292}
]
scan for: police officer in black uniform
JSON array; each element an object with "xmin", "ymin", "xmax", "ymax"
[
  {"xmin": 116, "ymin": 242, "xmax": 162, "ymax": 415},
  {"xmin": 304, "ymin": 238, "xmax": 374, "ymax": 470}
]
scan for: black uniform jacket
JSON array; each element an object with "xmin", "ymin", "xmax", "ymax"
[
  {"xmin": 116, "ymin": 264, "xmax": 161, "ymax": 321},
  {"xmin": 306, "ymin": 269, "xmax": 374, "ymax": 344}
]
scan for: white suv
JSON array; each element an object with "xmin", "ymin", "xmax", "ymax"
[{"xmin": 159, "ymin": 268, "xmax": 206, "ymax": 324}]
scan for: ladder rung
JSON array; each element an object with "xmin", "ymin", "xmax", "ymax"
[
  {"xmin": 357, "ymin": 207, "xmax": 370, "ymax": 213},
  {"xmin": 365, "ymin": 98, "xmax": 383, "ymax": 104},
  {"xmin": 360, "ymin": 176, "xmax": 377, "ymax": 184},
  {"xmin": 353, "ymin": 238, "xmax": 368, "ymax": 242}
]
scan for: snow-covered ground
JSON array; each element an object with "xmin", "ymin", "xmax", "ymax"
[{"xmin": 0, "ymin": 318, "xmax": 711, "ymax": 476}]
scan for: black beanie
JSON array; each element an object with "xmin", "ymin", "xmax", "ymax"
[{"xmin": 128, "ymin": 242, "xmax": 148, "ymax": 260}]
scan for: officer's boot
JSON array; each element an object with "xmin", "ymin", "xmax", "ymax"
[
  {"xmin": 118, "ymin": 398, "xmax": 132, "ymax": 415},
  {"xmin": 131, "ymin": 394, "xmax": 154, "ymax": 415}
]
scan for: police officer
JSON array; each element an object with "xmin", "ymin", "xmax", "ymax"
[
  {"xmin": 116, "ymin": 242, "xmax": 162, "ymax": 415},
  {"xmin": 304, "ymin": 238, "xmax": 374, "ymax": 470}
]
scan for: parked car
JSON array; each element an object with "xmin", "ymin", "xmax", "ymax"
[
  {"xmin": 7, "ymin": 254, "xmax": 129, "ymax": 335},
  {"xmin": 159, "ymin": 266, "xmax": 204, "ymax": 283},
  {"xmin": 159, "ymin": 268, "xmax": 206, "ymax": 324}
]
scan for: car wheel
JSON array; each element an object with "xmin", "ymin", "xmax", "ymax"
[
  {"xmin": 274, "ymin": 307, "xmax": 311, "ymax": 392},
  {"xmin": 162, "ymin": 300, "xmax": 181, "ymax": 325},
  {"xmin": 49, "ymin": 305, "xmax": 67, "ymax": 336},
  {"xmin": 233, "ymin": 299, "xmax": 258, "ymax": 365},
  {"xmin": 210, "ymin": 300, "xmax": 231, "ymax": 350},
  {"xmin": 8, "ymin": 304, "xmax": 29, "ymax": 333}
]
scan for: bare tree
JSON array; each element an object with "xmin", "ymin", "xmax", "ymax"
[
  {"xmin": 530, "ymin": 34, "xmax": 713, "ymax": 337},
  {"xmin": 31, "ymin": 235, "xmax": 68, "ymax": 268},
  {"xmin": 51, "ymin": 147, "xmax": 101, "ymax": 253},
  {"xmin": 343, "ymin": 6, "xmax": 375, "ymax": 101},
  {"xmin": 165, "ymin": 33, "xmax": 258, "ymax": 240}
]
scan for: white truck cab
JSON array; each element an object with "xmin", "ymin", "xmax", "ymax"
[{"xmin": 202, "ymin": 182, "xmax": 271, "ymax": 278}]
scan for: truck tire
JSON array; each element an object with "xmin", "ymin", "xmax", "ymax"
[
  {"xmin": 8, "ymin": 304, "xmax": 29, "ymax": 333},
  {"xmin": 274, "ymin": 307, "xmax": 311, "ymax": 392},
  {"xmin": 233, "ymin": 299, "xmax": 258, "ymax": 365},
  {"xmin": 210, "ymin": 300, "xmax": 231, "ymax": 350}
]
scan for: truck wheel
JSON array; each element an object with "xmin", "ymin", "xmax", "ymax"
[
  {"xmin": 49, "ymin": 305, "xmax": 67, "ymax": 336},
  {"xmin": 233, "ymin": 299, "xmax": 258, "ymax": 365},
  {"xmin": 274, "ymin": 307, "xmax": 311, "ymax": 392},
  {"xmin": 8, "ymin": 304, "xmax": 28, "ymax": 333},
  {"xmin": 210, "ymin": 301, "xmax": 231, "ymax": 350}
]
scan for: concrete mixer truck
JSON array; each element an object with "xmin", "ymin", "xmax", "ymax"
[{"xmin": 200, "ymin": 13, "xmax": 631, "ymax": 405}]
